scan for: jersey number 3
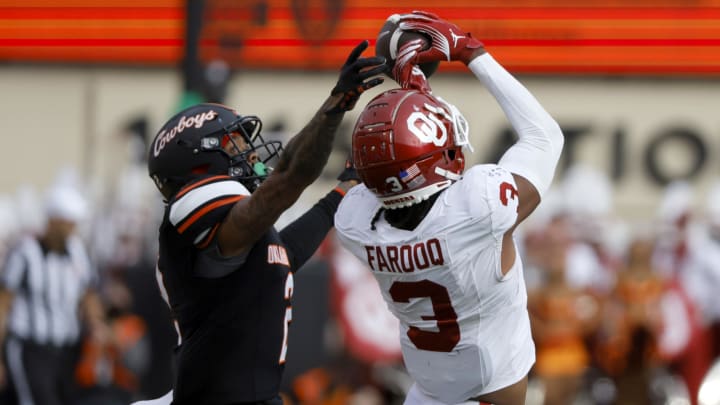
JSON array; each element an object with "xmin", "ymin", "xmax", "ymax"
[
  {"xmin": 389, "ymin": 280, "xmax": 460, "ymax": 352},
  {"xmin": 500, "ymin": 181, "xmax": 518, "ymax": 207}
]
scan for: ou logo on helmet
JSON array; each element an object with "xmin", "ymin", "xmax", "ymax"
[{"xmin": 406, "ymin": 110, "xmax": 447, "ymax": 147}]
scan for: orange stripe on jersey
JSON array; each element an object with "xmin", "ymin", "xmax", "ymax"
[
  {"xmin": 196, "ymin": 222, "xmax": 220, "ymax": 249},
  {"xmin": 333, "ymin": 186, "xmax": 346, "ymax": 197},
  {"xmin": 177, "ymin": 195, "xmax": 244, "ymax": 234},
  {"xmin": 174, "ymin": 175, "xmax": 231, "ymax": 199}
]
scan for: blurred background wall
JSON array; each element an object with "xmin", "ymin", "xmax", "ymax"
[
  {"xmin": 1, "ymin": 67, "xmax": 718, "ymax": 220},
  {"xmin": 1, "ymin": 0, "xmax": 719, "ymax": 220}
]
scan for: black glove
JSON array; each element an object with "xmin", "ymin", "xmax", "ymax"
[
  {"xmin": 337, "ymin": 159, "xmax": 361, "ymax": 182},
  {"xmin": 326, "ymin": 40, "xmax": 388, "ymax": 114}
]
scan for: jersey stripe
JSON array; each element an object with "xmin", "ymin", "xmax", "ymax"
[
  {"xmin": 177, "ymin": 195, "xmax": 244, "ymax": 234},
  {"xmin": 169, "ymin": 180, "xmax": 250, "ymax": 227},
  {"xmin": 174, "ymin": 175, "xmax": 231, "ymax": 200},
  {"xmin": 196, "ymin": 223, "xmax": 221, "ymax": 249},
  {"xmin": 333, "ymin": 186, "xmax": 346, "ymax": 197}
]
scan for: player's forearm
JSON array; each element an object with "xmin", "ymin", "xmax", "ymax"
[
  {"xmin": 469, "ymin": 53, "xmax": 561, "ymax": 143},
  {"xmin": 223, "ymin": 96, "xmax": 345, "ymax": 249},
  {"xmin": 279, "ymin": 188, "xmax": 344, "ymax": 269},
  {"xmin": 273, "ymin": 95, "xmax": 345, "ymax": 186},
  {"xmin": 468, "ymin": 53, "xmax": 564, "ymax": 195}
]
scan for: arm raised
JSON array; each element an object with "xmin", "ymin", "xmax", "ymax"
[{"xmin": 217, "ymin": 41, "xmax": 387, "ymax": 256}]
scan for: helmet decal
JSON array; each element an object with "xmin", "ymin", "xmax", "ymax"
[
  {"xmin": 406, "ymin": 106, "xmax": 448, "ymax": 147},
  {"xmin": 399, "ymin": 164, "xmax": 426, "ymax": 189},
  {"xmin": 153, "ymin": 110, "xmax": 219, "ymax": 157}
]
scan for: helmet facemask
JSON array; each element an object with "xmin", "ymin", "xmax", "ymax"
[{"xmin": 200, "ymin": 116, "xmax": 283, "ymax": 192}]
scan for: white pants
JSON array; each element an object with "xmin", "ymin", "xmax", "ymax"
[
  {"xmin": 130, "ymin": 390, "xmax": 173, "ymax": 405},
  {"xmin": 404, "ymin": 384, "xmax": 478, "ymax": 405}
]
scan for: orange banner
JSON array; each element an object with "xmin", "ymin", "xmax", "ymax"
[{"xmin": 1, "ymin": 0, "xmax": 720, "ymax": 75}]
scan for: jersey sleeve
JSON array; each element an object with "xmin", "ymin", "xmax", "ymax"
[
  {"xmin": 168, "ymin": 175, "xmax": 250, "ymax": 248},
  {"xmin": 462, "ymin": 165, "xmax": 519, "ymax": 238}
]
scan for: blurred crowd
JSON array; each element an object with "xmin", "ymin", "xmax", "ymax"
[
  {"xmin": 0, "ymin": 161, "xmax": 719, "ymax": 405},
  {"xmin": 0, "ymin": 164, "xmax": 175, "ymax": 405},
  {"xmin": 518, "ymin": 166, "xmax": 720, "ymax": 405}
]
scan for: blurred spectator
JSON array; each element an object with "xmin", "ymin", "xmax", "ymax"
[
  {"xmin": 0, "ymin": 195, "xmax": 21, "ymax": 267},
  {"xmin": 560, "ymin": 164, "xmax": 624, "ymax": 296},
  {"xmin": 0, "ymin": 185, "xmax": 112, "ymax": 405},
  {"xmin": 690, "ymin": 180, "xmax": 720, "ymax": 358},
  {"xmin": 653, "ymin": 181, "xmax": 694, "ymax": 280},
  {"xmin": 74, "ymin": 310, "xmax": 150, "ymax": 405},
  {"xmin": 594, "ymin": 236, "xmax": 667, "ymax": 405},
  {"xmin": 89, "ymin": 138, "xmax": 173, "ymax": 401},
  {"xmin": 283, "ymin": 356, "xmax": 388, "ymax": 405},
  {"xmin": 652, "ymin": 180, "xmax": 713, "ymax": 405},
  {"xmin": 527, "ymin": 215, "xmax": 601, "ymax": 405},
  {"xmin": 13, "ymin": 185, "xmax": 44, "ymax": 237}
]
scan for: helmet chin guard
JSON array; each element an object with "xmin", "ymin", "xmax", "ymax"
[{"xmin": 378, "ymin": 179, "xmax": 453, "ymax": 209}]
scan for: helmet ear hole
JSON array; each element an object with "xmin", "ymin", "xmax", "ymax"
[{"xmin": 442, "ymin": 149, "xmax": 459, "ymax": 165}]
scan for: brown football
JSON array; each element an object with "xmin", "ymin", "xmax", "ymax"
[{"xmin": 375, "ymin": 17, "xmax": 440, "ymax": 78}]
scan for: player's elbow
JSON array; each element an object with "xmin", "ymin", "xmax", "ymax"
[
  {"xmin": 546, "ymin": 119, "xmax": 564, "ymax": 152},
  {"xmin": 534, "ymin": 118, "xmax": 564, "ymax": 160}
]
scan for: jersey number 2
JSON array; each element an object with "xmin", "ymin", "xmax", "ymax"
[
  {"xmin": 389, "ymin": 279, "xmax": 460, "ymax": 352},
  {"xmin": 279, "ymin": 273, "xmax": 294, "ymax": 364}
]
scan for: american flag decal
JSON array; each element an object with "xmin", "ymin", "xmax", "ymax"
[
  {"xmin": 407, "ymin": 175, "xmax": 426, "ymax": 189},
  {"xmin": 399, "ymin": 164, "xmax": 421, "ymax": 183}
]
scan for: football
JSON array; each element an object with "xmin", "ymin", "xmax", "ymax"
[{"xmin": 375, "ymin": 16, "xmax": 440, "ymax": 78}]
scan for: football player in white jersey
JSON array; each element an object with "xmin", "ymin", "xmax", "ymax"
[{"xmin": 334, "ymin": 11, "xmax": 564, "ymax": 405}]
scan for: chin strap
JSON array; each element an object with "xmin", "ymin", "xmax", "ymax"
[
  {"xmin": 435, "ymin": 167, "xmax": 462, "ymax": 181},
  {"xmin": 380, "ymin": 180, "xmax": 452, "ymax": 209}
]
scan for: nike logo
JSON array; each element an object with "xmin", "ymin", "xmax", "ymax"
[{"xmin": 450, "ymin": 29, "xmax": 465, "ymax": 47}]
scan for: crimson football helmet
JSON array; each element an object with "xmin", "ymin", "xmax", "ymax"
[
  {"xmin": 148, "ymin": 103, "xmax": 282, "ymax": 199},
  {"xmin": 352, "ymin": 89, "xmax": 471, "ymax": 209}
]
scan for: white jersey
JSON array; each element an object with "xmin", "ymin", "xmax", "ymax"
[{"xmin": 335, "ymin": 164, "xmax": 535, "ymax": 404}]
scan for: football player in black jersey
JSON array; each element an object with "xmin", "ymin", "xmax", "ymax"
[{"xmin": 142, "ymin": 41, "xmax": 386, "ymax": 405}]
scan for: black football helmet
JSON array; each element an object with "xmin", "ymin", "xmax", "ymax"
[{"xmin": 148, "ymin": 103, "xmax": 283, "ymax": 199}]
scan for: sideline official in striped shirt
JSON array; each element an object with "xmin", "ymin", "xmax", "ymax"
[{"xmin": 0, "ymin": 185, "xmax": 111, "ymax": 405}]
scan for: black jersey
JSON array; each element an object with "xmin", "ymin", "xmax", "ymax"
[{"xmin": 156, "ymin": 175, "xmax": 295, "ymax": 404}]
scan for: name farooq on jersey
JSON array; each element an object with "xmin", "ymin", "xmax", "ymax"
[{"xmin": 364, "ymin": 237, "xmax": 449, "ymax": 273}]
